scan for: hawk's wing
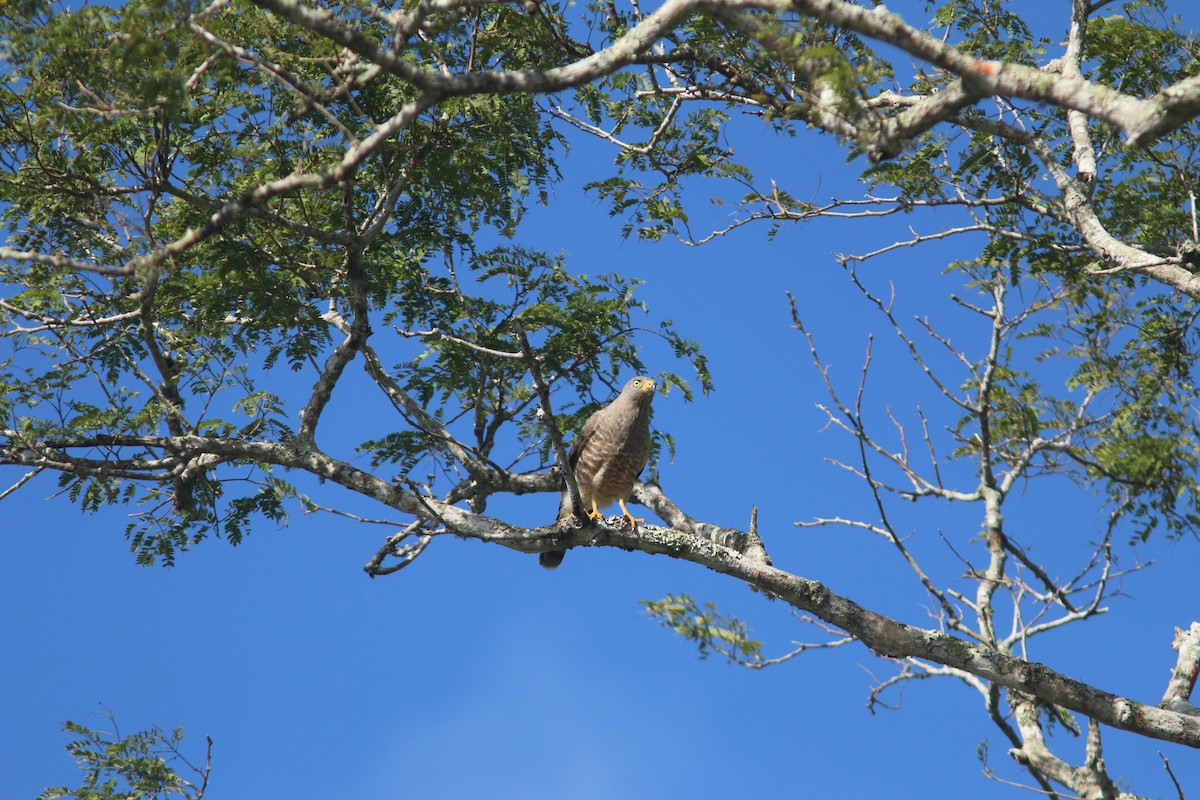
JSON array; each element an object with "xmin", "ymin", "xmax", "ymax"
[
  {"xmin": 567, "ymin": 409, "xmax": 602, "ymax": 471},
  {"xmin": 635, "ymin": 433, "xmax": 652, "ymax": 480}
]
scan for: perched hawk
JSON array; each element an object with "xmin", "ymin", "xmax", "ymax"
[{"xmin": 540, "ymin": 376, "xmax": 656, "ymax": 569}]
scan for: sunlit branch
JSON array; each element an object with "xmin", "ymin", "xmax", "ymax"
[
  {"xmin": 394, "ymin": 326, "xmax": 524, "ymax": 359},
  {"xmin": 739, "ymin": 0, "xmax": 1198, "ymax": 146},
  {"xmin": 188, "ymin": 19, "xmax": 357, "ymax": 140},
  {"xmin": 548, "ymin": 96, "xmax": 683, "ymax": 156},
  {"xmin": 158, "ymin": 183, "xmax": 348, "ymax": 248},
  {"xmin": 359, "ymin": 142, "xmax": 432, "ymax": 245},
  {"xmin": 0, "ymin": 298, "xmax": 142, "ymax": 333},
  {"xmin": 121, "ymin": 95, "xmax": 434, "ymax": 286},
  {"xmin": 962, "ymin": 114, "xmax": 1200, "ymax": 297},
  {"xmin": 0, "ymin": 247, "xmax": 135, "ymax": 278},
  {"xmin": 252, "ymin": 0, "xmax": 704, "ymax": 97},
  {"xmin": 0, "ymin": 467, "xmax": 43, "ymax": 502}
]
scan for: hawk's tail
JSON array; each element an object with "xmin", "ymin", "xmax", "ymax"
[{"xmin": 539, "ymin": 489, "xmax": 574, "ymax": 569}]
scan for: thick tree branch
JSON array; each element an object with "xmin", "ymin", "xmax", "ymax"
[
  {"xmin": 17, "ymin": 427, "xmax": 1195, "ymax": 748},
  {"xmin": 251, "ymin": 0, "xmax": 703, "ymax": 97},
  {"xmin": 961, "ymin": 114, "xmax": 1200, "ymax": 298},
  {"xmin": 388, "ymin": 493, "xmax": 1200, "ymax": 751},
  {"xmin": 730, "ymin": 0, "xmax": 1196, "ymax": 148},
  {"xmin": 69, "ymin": 427, "xmax": 1187, "ymax": 747}
]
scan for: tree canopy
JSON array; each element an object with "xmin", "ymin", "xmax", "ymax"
[{"xmin": 3, "ymin": 0, "xmax": 1200, "ymax": 797}]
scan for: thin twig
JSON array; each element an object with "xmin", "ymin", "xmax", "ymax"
[{"xmin": 1160, "ymin": 751, "xmax": 1186, "ymax": 800}]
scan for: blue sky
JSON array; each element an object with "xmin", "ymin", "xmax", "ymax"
[{"xmin": 3, "ymin": 1, "xmax": 1200, "ymax": 798}]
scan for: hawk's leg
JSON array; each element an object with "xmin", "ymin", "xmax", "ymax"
[
  {"xmin": 586, "ymin": 497, "xmax": 605, "ymax": 522},
  {"xmin": 617, "ymin": 499, "xmax": 645, "ymax": 530}
]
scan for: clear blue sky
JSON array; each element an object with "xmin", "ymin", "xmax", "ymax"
[{"xmin": 2, "ymin": 2, "xmax": 1198, "ymax": 798}]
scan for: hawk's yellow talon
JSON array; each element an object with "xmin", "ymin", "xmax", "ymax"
[{"xmin": 618, "ymin": 500, "xmax": 644, "ymax": 530}]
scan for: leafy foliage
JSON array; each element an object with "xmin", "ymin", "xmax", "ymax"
[
  {"xmin": 6, "ymin": 0, "xmax": 1200, "ymax": 796},
  {"xmin": 0, "ymin": 0, "xmax": 712, "ymax": 563},
  {"xmin": 39, "ymin": 714, "xmax": 209, "ymax": 800},
  {"xmin": 642, "ymin": 593, "xmax": 764, "ymax": 664}
]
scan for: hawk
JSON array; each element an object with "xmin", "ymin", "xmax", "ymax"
[{"xmin": 540, "ymin": 376, "xmax": 656, "ymax": 569}]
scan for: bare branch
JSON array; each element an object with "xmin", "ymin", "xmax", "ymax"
[
  {"xmin": 1160, "ymin": 751, "xmax": 1187, "ymax": 800},
  {"xmin": 395, "ymin": 326, "xmax": 524, "ymax": 359}
]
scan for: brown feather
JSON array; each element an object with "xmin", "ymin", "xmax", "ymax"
[{"xmin": 541, "ymin": 376, "xmax": 656, "ymax": 569}]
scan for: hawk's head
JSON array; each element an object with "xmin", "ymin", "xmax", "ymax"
[{"xmin": 621, "ymin": 376, "xmax": 657, "ymax": 405}]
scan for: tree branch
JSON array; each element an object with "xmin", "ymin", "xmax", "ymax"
[{"xmin": 1160, "ymin": 623, "xmax": 1200, "ymax": 716}]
